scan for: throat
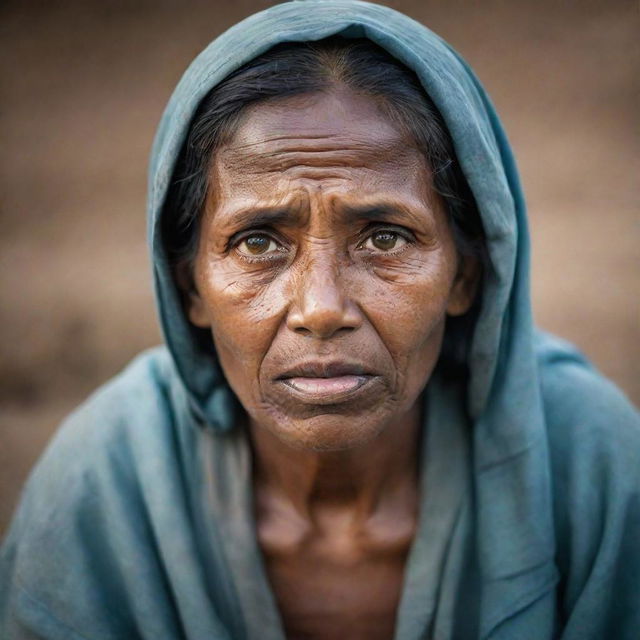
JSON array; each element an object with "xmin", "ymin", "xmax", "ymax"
[
  {"xmin": 248, "ymin": 401, "xmax": 424, "ymax": 638},
  {"xmin": 248, "ymin": 399, "xmax": 424, "ymax": 522},
  {"xmin": 252, "ymin": 446, "xmax": 420, "ymax": 640},
  {"xmin": 255, "ymin": 491, "xmax": 417, "ymax": 640}
]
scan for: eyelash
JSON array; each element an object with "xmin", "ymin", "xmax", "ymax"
[
  {"xmin": 355, "ymin": 224, "xmax": 415, "ymax": 254},
  {"xmin": 230, "ymin": 224, "xmax": 415, "ymax": 263},
  {"xmin": 230, "ymin": 229, "xmax": 289, "ymax": 263}
]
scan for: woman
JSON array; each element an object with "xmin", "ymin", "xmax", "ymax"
[{"xmin": 1, "ymin": 1, "xmax": 638, "ymax": 638}]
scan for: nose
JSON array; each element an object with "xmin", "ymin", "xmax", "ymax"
[{"xmin": 286, "ymin": 254, "xmax": 362, "ymax": 339}]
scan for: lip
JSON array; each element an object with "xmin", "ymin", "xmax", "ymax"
[
  {"xmin": 274, "ymin": 361, "xmax": 378, "ymax": 404},
  {"xmin": 276, "ymin": 361, "xmax": 372, "ymax": 380}
]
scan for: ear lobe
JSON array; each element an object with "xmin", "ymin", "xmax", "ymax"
[
  {"xmin": 187, "ymin": 291, "xmax": 211, "ymax": 328},
  {"xmin": 446, "ymin": 255, "xmax": 481, "ymax": 317},
  {"xmin": 176, "ymin": 262, "xmax": 211, "ymax": 328}
]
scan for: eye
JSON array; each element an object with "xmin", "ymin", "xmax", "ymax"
[
  {"xmin": 361, "ymin": 229, "xmax": 409, "ymax": 252},
  {"xmin": 236, "ymin": 233, "xmax": 283, "ymax": 257}
]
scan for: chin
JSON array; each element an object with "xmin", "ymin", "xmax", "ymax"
[{"xmin": 261, "ymin": 411, "xmax": 391, "ymax": 452}]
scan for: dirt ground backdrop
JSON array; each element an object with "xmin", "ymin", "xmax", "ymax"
[{"xmin": 1, "ymin": 0, "xmax": 638, "ymax": 534}]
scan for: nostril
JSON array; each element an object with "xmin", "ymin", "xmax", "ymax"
[
  {"xmin": 286, "ymin": 270, "xmax": 363, "ymax": 339},
  {"xmin": 293, "ymin": 325, "xmax": 356, "ymax": 340}
]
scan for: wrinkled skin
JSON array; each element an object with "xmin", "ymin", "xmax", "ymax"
[{"xmin": 187, "ymin": 88, "xmax": 478, "ymax": 639}]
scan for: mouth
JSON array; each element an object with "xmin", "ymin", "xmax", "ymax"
[{"xmin": 275, "ymin": 361, "xmax": 378, "ymax": 404}]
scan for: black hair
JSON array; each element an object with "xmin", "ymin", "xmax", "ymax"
[
  {"xmin": 164, "ymin": 37, "xmax": 484, "ymax": 268},
  {"xmin": 163, "ymin": 37, "xmax": 485, "ymax": 375}
]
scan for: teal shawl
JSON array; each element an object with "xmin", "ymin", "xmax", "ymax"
[{"xmin": 2, "ymin": 1, "xmax": 639, "ymax": 638}]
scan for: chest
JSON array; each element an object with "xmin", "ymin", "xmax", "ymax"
[{"xmin": 257, "ymin": 519, "xmax": 415, "ymax": 640}]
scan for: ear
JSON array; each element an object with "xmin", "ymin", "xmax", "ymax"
[
  {"xmin": 176, "ymin": 262, "xmax": 211, "ymax": 328},
  {"xmin": 446, "ymin": 255, "xmax": 481, "ymax": 317},
  {"xmin": 187, "ymin": 291, "xmax": 211, "ymax": 328}
]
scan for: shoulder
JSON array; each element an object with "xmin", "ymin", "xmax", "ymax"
[
  {"xmin": 0, "ymin": 346, "xmax": 196, "ymax": 638},
  {"xmin": 36, "ymin": 345, "xmax": 183, "ymax": 461},
  {"xmin": 4, "ymin": 345, "xmax": 193, "ymax": 536},
  {"xmin": 535, "ymin": 331, "xmax": 640, "ymax": 636},
  {"xmin": 16, "ymin": 346, "xmax": 183, "ymax": 503},
  {"xmin": 535, "ymin": 330, "xmax": 639, "ymax": 473}
]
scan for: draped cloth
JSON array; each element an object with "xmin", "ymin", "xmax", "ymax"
[{"xmin": 2, "ymin": 2, "xmax": 638, "ymax": 638}]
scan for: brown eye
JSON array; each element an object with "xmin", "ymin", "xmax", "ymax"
[
  {"xmin": 237, "ymin": 234, "xmax": 281, "ymax": 256},
  {"xmin": 364, "ymin": 230, "xmax": 407, "ymax": 252}
]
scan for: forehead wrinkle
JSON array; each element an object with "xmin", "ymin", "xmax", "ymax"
[
  {"xmin": 223, "ymin": 132, "xmax": 344, "ymax": 152},
  {"xmin": 209, "ymin": 153, "xmax": 439, "ymax": 231},
  {"xmin": 220, "ymin": 134, "xmax": 419, "ymax": 174},
  {"xmin": 224, "ymin": 131, "xmax": 399, "ymax": 152},
  {"xmin": 205, "ymin": 187, "xmax": 312, "ymax": 231}
]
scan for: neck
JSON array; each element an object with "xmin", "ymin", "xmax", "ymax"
[{"xmin": 248, "ymin": 399, "xmax": 423, "ymax": 523}]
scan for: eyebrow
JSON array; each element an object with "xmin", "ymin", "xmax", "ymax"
[
  {"xmin": 217, "ymin": 200, "xmax": 431, "ymax": 233},
  {"xmin": 340, "ymin": 202, "xmax": 429, "ymax": 226},
  {"xmin": 218, "ymin": 207, "xmax": 301, "ymax": 232}
]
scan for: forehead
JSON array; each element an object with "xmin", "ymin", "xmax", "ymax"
[{"xmin": 210, "ymin": 89, "xmax": 430, "ymax": 204}]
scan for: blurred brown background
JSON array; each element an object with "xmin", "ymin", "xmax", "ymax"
[{"xmin": 1, "ymin": 0, "xmax": 638, "ymax": 534}]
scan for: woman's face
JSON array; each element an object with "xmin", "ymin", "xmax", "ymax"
[{"xmin": 188, "ymin": 88, "xmax": 477, "ymax": 451}]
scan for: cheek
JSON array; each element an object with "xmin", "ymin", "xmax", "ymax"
[
  {"xmin": 366, "ymin": 252, "xmax": 456, "ymax": 346},
  {"xmin": 360, "ymin": 252, "xmax": 456, "ymax": 395},
  {"xmin": 195, "ymin": 257, "xmax": 287, "ymax": 384},
  {"xmin": 194, "ymin": 243, "xmax": 456, "ymax": 408}
]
